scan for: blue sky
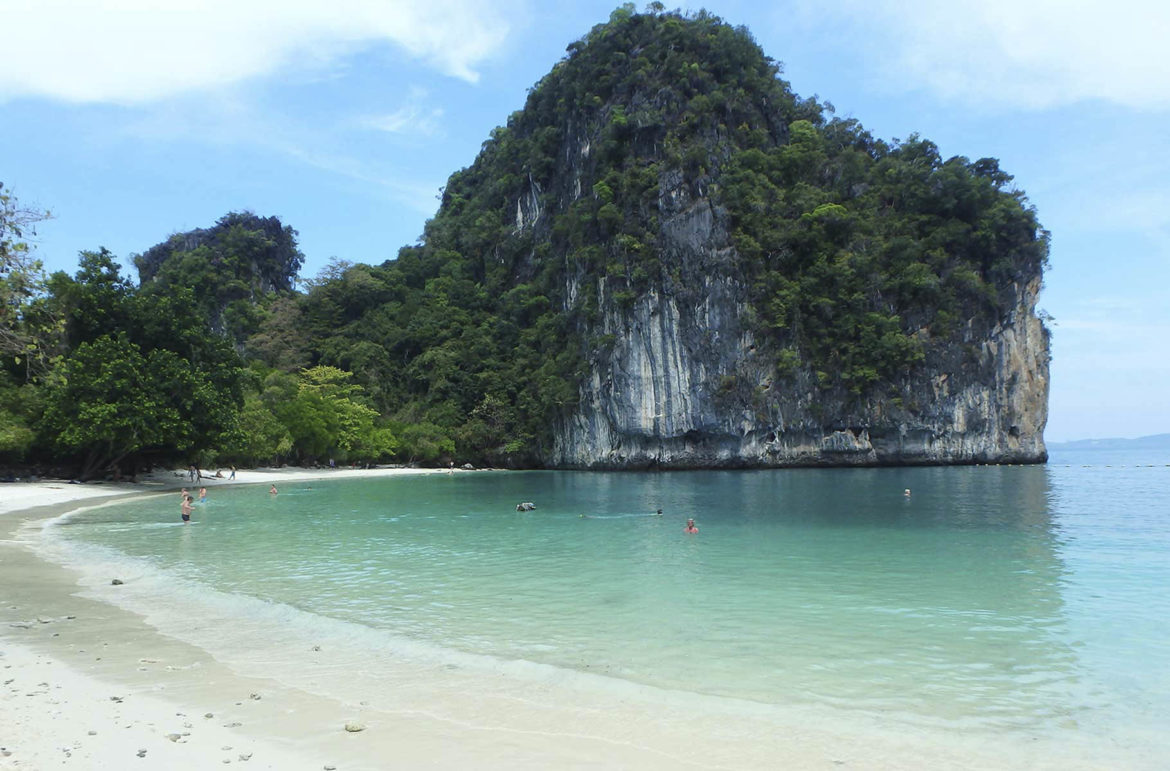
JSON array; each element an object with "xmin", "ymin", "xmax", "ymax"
[{"xmin": 2, "ymin": 0, "xmax": 1167, "ymax": 442}]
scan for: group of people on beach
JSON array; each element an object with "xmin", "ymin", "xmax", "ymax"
[{"xmin": 186, "ymin": 465, "xmax": 236, "ymax": 482}]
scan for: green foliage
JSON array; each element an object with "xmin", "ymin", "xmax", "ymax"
[
  {"xmin": 723, "ymin": 122, "xmax": 1047, "ymax": 392},
  {"xmin": 34, "ymin": 255, "xmax": 247, "ymax": 477},
  {"xmin": 0, "ymin": 371, "xmax": 39, "ymax": 458},
  {"xmin": 276, "ymin": 366, "xmax": 396, "ymax": 463},
  {"xmin": 134, "ymin": 212, "xmax": 304, "ymax": 342},
  {"xmin": 396, "ymin": 422, "xmax": 456, "ymax": 464},
  {"xmin": 0, "ymin": 183, "xmax": 59, "ymax": 384},
  {"xmin": 217, "ymin": 391, "xmax": 293, "ymax": 465},
  {"xmin": 39, "ymin": 334, "xmax": 206, "ymax": 478}
]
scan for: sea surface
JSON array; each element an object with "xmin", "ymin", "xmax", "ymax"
[{"xmin": 40, "ymin": 448, "xmax": 1170, "ymax": 762}]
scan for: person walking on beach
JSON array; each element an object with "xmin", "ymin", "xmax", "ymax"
[
  {"xmin": 181, "ymin": 495, "xmax": 193, "ymax": 523},
  {"xmin": 229, "ymin": 466, "xmax": 236, "ymax": 480}
]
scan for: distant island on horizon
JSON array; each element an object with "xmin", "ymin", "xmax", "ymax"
[{"xmin": 1047, "ymin": 433, "xmax": 1170, "ymax": 450}]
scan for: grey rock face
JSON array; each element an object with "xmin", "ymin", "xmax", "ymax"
[{"xmin": 549, "ymin": 175, "xmax": 1049, "ymax": 469}]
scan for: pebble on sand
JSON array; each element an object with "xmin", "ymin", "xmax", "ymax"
[{"xmin": 344, "ymin": 721, "xmax": 366, "ymax": 732}]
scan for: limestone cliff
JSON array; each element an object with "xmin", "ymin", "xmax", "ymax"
[
  {"xmin": 523, "ymin": 11, "xmax": 1049, "ymax": 467},
  {"xmin": 549, "ymin": 161, "xmax": 1049, "ymax": 468},
  {"xmin": 310, "ymin": 8, "xmax": 1051, "ymax": 469}
]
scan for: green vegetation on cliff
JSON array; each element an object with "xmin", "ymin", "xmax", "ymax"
[
  {"xmin": 0, "ymin": 5, "xmax": 1048, "ymax": 476},
  {"xmin": 279, "ymin": 5, "xmax": 1045, "ymax": 455}
]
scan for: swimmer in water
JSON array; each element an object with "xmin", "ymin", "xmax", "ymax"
[
  {"xmin": 654, "ymin": 509, "xmax": 663, "ymax": 517},
  {"xmin": 199, "ymin": 487, "xmax": 207, "ymax": 503},
  {"xmin": 684, "ymin": 518, "xmax": 698, "ymax": 534},
  {"xmin": 269, "ymin": 484, "xmax": 278, "ymax": 495},
  {"xmin": 181, "ymin": 495, "xmax": 193, "ymax": 523},
  {"xmin": 904, "ymin": 488, "xmax": 911, "ymax": 497}
]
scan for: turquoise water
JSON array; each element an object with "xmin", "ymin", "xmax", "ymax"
[{"xmin": 45, "ymin": 450, "xmax": 1170, "ymax": 752}]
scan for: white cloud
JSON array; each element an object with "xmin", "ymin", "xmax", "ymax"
[
  {"xmin": 281, "ymin": 144, "xmax": 443, "ymax": 217},
  {"xmin": 800, "ymin": 0, "xmax": 1170, "ymax": 110},
  {"xmin": 360, "ymin": 105, "xmax": 444, "ymax": 136},
  {"xmin": 358, "ymin": 89, "xmax": 445, "ymax": 137},
  {"xmin": 1, "ymin": 0, "xmax": 515, "ymax": 104},
  {"xmin": 113, "ymin": 92, "xmax": 444, "ymax": 216}
]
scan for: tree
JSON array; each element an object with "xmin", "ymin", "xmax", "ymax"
[
  {"xmin": 39, "ymin": 335, "xmax": 195, "ymax": 478},
  {"xmin": 133, "ymin": 212, "xmax": 305, "ymax": 343},
  {"xmin": 47, "ymin": 249, "xmax": 133, "ymax": 349},
  {"xmin": 277, "ymin": 366, "xmax": 397, "ymax": 463},
  {"xmin": 397, "ymin": 422, "xmax": 455, "ymax": 465},
  {"xmin": 0, "ymin": 183, "xmax": 55, "ymax": 377},
  {"xmin": 217, "ymin": 391, "xmax": 293, "ymax": 465},
  {"xmin": 0, "ymin": 184, "xmax": 57, "ymax": 462},
  {"xmin": 0, "ymin": 370, "xmax": 38, "ymax": 458},
  {"xmin": 244, "ymin": 295, "xmax": 312, "ymax": 371},
  {"xmin": 38, "ymin": 254, "xmax": 247, "ymax": 477}
]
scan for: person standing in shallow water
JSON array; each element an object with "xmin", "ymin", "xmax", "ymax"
[
  {"xmin": 181, "ymin": 495, "xmax": 193, "ymax": 523},
  {"xmin": 198, "ymin": 487, "xmax": 207, "ymax": 503},
  {"xmin": 684, "ymin": 518, "xmax": 698, "ymax": 534}
]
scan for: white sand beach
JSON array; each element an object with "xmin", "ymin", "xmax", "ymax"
[
  {"xmin": 1, "ymin": 467, "xmax": 453, "ymax": 770},
  {"xmin": 0, "ymin": 468, "xmax": 1119, "ymax": 770}
]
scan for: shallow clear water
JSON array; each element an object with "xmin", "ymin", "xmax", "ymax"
[{"xmin": 46, "ymin": 449, "xmax": 1170, "ymax": 748}]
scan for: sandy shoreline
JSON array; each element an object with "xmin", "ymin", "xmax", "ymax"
[
  {"xmin": 0, "ymin": 467, "xmax": 1126, "ymax": 770},
  {"xmin": 0, "ymin": 467, "xmax": 452, "ymax": 770}
]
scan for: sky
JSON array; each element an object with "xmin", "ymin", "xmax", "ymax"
[{"xmin": 2, "ymin": 0, "xmax": 1168, "ymax": 442}]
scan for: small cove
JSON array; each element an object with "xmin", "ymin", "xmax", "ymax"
[{"xmin": 36, "ymin": 453, "xmax": 1170, "ymax": 765}]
